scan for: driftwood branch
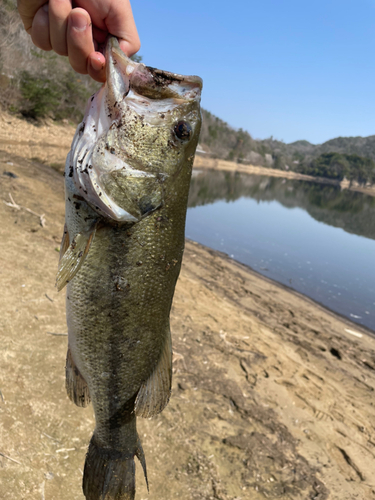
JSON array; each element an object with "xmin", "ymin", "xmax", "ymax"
[
  {"xmin": 0, "ymin": 451, "xmax": 21, "ymax": 465},
  {"xmin": 4, "ymin": 193, "xmax": 46, "ymax": 227}
]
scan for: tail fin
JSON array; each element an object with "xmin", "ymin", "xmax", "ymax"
[{"xmin": 82, "ymin": 435, "xmax": 147, "ymax": 500}]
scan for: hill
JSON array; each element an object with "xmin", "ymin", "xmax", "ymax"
[
  {"xmin": 200, "ymin": 111, "xmax": 375, "ymax": 182},
  {"xmin": 0, "ymin": 0, "xmax": 99, "ymax": 121},
  {"xmin": 1, "ymin": 0, "xmax": 375, "ymax": 184}
]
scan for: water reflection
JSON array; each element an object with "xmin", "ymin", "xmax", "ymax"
[
  {"xmin": 189, "ymin": 170, "xmax": 375, "ymax": 240},
  {"xmin": 186, "ymin": 170, "xmax": 375, "ymax": 332}
]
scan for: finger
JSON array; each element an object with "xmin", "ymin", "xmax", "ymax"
[
  {"xmin": 31, "ymin": 4, "xmax": 52, "ymax": 51},
  {"xmin": 119, "ymin": 38, "xmax": 140, "ymax": 58},
  {"xmin": 67, "ymin": 8, "xmax": 94, "ymax": 74},
  {"xmin": 49, "ymin": 0, "xmax": 72, "ymax": 56},
  {"xmin": 17, "ymin": 0, "xmax": 47, "ymax": 33},
  {"xmin": 92, "ymin": 26, "xmax": 108, "ymax": 45},
  {"xmin": 88, "ymin": 52, "xmax": 106, "ymax": 83},
  {"xmin": 74, "ymin": 0, "xmax": 140, "ymax": 56},
  {"xmin": 104, "ymin": 0, "xmax": 141, "ymax": 56}
]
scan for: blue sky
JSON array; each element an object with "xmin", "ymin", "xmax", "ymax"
[{"xmin": 132, "ymin": 0, "xmax": 375, "ymax": 144}]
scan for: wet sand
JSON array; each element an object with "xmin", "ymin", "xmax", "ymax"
[{"xmin": 1, "ymin": 113, "xmax": 375, "ymax": 499}]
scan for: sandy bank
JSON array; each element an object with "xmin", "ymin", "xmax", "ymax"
[
  {"xmin": 0, "ymin": 112, "xmax": 75, "ymax": 167},
  {"xmin": 1, "ymin": 112, "xmax": 375, "ymax": 499}
]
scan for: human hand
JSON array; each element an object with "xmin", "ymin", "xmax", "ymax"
[{"xmin": 17, "ymin": 0, "xmax": 140, "ymax": 82}]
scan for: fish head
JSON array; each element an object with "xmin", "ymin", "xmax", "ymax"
[{"xmin": 69, "ymin": 37, "xmax": 202, "ymax": 222}]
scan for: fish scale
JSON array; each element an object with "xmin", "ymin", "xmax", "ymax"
[{"xmin": 56, "ymin": 36, "xmax": 202, "ymax": 499}]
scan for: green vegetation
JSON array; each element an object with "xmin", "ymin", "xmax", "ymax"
[
  {"xmin": 19, "ymin": 70, "xmax": 59, "ymax": 119},
  {"xmin": 0, "ymin": 0, "xmax": 99, "ymax": 122},
  {"xmin": 295, "ymin": 153, "xmax": 375, "ymax": 185},
  {"xmin": 18, "ymin": 67, "xmax": 97, "ymax": 121},
  {"xmin": 0, "ymin": 0, "xmax": 146, "ymax": 123}
]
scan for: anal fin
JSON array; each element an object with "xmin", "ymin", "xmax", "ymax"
[
  {"xmin": 134, "ymin": 327, "xmax": 172, "ymax": 418},
  {"xmin": 65, "ymin": 347, "xmax": 91, "ymax": 407},
  {"xmin": 56, "ymin": 224, "xmax": 96, "ymax": 292}
]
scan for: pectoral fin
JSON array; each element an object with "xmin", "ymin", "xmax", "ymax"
[
  {"xmin": 59, "ymin": 223, "xmax": 70, "ymax": 262},
  {"xmin": 134, "ymin": 327, "xmax": 172, "ymax": 418},
  {"xmin": 56, "ymin": 225, "xmax": 96, "ymax": 292},
  {"xmin": 65, "ymin": 347, "xmax": 91, "ymax": 407}
]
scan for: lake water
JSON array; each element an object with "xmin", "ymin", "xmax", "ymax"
[{"xmin": 186, "ymin": 170, "xmax": 375, "ymax": 332}]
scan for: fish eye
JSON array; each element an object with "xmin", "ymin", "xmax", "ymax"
[{"xmin": 174, "ymin": 121, "xmax": 192, "ymax": 141}]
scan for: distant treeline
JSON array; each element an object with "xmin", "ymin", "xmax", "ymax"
[
  {"xmin": 199, "ymin": 111, "xmax": 375, "ymax": 185},
  {"xmin": 294, "ymin": 153, "xmax": 375, "ymax": 185}
]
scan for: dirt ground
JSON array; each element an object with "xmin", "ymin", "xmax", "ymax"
[{"xmin": 1, "ymin": 113, "xmax": 375, "ymax": 500}]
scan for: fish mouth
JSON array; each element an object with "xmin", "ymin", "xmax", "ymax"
[{"xmin": 107, "ymin": 37, "xmax": 202, "ymax": 103}]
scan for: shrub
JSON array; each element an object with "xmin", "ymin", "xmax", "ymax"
[{"xmin": 19, "ymin": 70, "xmax": 60, "ymax": 119}]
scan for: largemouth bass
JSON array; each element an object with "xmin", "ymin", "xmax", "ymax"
[{"xmin": 56, "ymin": 37, "xmax": 202, "ymax": 500}]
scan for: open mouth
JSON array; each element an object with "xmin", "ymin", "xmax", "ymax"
[{"xmin": 107, "ymin": 37, "xmax": 202, "ymax": 103}]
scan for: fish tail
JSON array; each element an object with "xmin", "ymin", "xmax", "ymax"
[{"xmin": 82, "ymin": 434, "xmax": 148, "ymax": 500}]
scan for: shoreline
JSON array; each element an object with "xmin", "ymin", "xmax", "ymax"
[{"xmin": 187, "ymin": 238, "xmax": 375, "ymax": 339}]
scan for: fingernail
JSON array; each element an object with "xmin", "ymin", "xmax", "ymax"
[
  {"xmin": 72, "ymin": 14, "xmax": 88, "ymax": 32},
  {"xmin": 91, "ymin": 56, "xmax": 104, "ymax": 71},
  {"xmin": 42, "ymin": 3, "xmax": 49, "ymax": 12}
]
